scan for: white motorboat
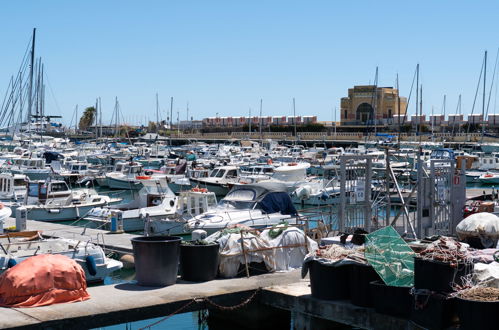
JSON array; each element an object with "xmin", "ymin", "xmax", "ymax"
[
  {"xmin": 185, "ymin": 182, "xmax": 299, "ymax": 235},
  {"xmin": 478, "ymin": 172, "xmax": 499, "ymax": 184},
  {"xmin": 189, "ymin": 165, "xmax": 239, "ymax": 196},
  {"xmin": 83, "ymin": 181, "xmax": 178, "ymax": 232},
  {"xmin": 145, "ymin": 188, "xmax": 218, "ymax": 236},
  {"xmin": 7, "ymin": 157, "xmax": 51, "ymax": 180},
  {"xmin": 291, "ymin": 178, "xmax": 341, "ymax": 206},
  {"xmin": 7, "ymin": 180, "xmax": 121, "ymax": 222},
  {"xmin": 0, "ymin": 173, "xmax": 27, "ymax": 202},
  {"xmin": 0, "ymin": 231, "xmax": 122, "ymax": 283},
  {"xmin": 106, "ymin": 162, "xmax": 168, "ymax": 190},
  {"xmin": 259, "ymin": 162, "xmax": 311, "ymax": 192}
]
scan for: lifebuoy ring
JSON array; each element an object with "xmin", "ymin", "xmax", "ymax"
[
  {"xmin": 136, "ymin": 176, "xmax": 151, "ymax": 180},
  {"xmin": 288, "ymin": 162, "xmax": 298, "ymax": 166},
  {"xmin": 267, "ymin": 159, "xmax": 273, "ymax": 165}
]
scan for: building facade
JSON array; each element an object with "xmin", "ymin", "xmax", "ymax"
[
  {"xmin": 202, "ymin": 115, "xmax": 317, "ymax": 128},
  {"xmin": 340, "ymin": 85, "xmax": 407, "ymax": 125}
]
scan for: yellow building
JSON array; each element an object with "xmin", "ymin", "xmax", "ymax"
[{"xmin": 340, "ymin": 85, "xmax": 407, "ymax": 125}]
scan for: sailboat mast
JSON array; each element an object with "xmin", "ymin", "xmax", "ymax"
[
  {"xmin": 481, "ymin": 51, "xmax": 487, "ymax": 143},
  {"xmin": 156, "ymin": 93, "xmax": 159, "ymax": 133},
  {"xmin": 293, "ymin": 97, "xmax": 297, "ymax": 141},
  {"xmin": 396, "ymin": 73, "xmax": 401, "ymax": 147},
  {"xmin": 374, "ymin": 67, "xmax": 378, "ymax": 136},
  {"xmin": 259, "ymin": 98, "xmax": 263, "ymax": 142},
  {"xmin": 415, "ymin": 64, "xmax": 419, "ymax": 141},
  {"xmin": 28, "ymin": 28, "xmax": 36, "ymax": 126}
]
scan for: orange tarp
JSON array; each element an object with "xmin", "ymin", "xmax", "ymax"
[{"xmin": 0, "ymin": 254, "xmax": 90, "ymax": 307}]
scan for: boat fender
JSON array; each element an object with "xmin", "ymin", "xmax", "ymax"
[
  {"xmin": 85, "ymin": 255, "xmax": 97, "ymax": 276},
  {"xmin": 7, "ymin": 258, "xmax": 17, "ymax": 268}
]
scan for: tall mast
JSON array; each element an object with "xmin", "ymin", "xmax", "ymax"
[
  {"xmin": 481, "ymin": 51, "xmax": 487, "ymax": 142},
  {"xmin": 442, "ymin": 94, "xmax": 446, "ymax": 135},
  {"xmin": 416, "ymin": 64, "xmax": 419, "ymax": 141},
  {"xmin": 156, "ymin": 93, "xmax": 159, "ymax": 133},
  {"xmin": 28, "ymin": 28, "xmax": 36, "ymax": 125},
  {"xmin": 99, "ymin": 97, "xmax": 103, "ymax": 138},
  {"xmin": 293, "ymin": 97, "xmax": 297, "ymax": 142},
  {"xmin": 170, "ymin": 96, "xmax": 173, "ymax": 132},
  {"xmin": 373, "ymin": 66, "xmax": 378, "ymax": 136},
  {"xmin": 259, "ymin": 98, "xmax": 263, "ymax": 141},
  {"xmin": 396, "ymin": 73, "xmax": 401, "ymax": 147},
  {"xmin": 248, "ymin": 108, "xmax": 251, "ymax": 134},
  {"xmin": 115, "ymin": 97, "xmax": 118, "ymax": 137}
]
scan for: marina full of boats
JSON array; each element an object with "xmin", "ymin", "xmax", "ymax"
[{"xmin": 1, "ymin": 136, "xmax": 499, "ymax": 284}]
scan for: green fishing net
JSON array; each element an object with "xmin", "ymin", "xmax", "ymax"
[{"xmin": 365, "ymin": 226, "xmax": 415, "ymax": 287}]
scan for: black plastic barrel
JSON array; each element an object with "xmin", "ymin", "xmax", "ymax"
[
  {"xmin": 180, "ymin": 242, "xmax": 219, "ymax": 282},
  {"xmin": 350, "ymin": 264, "xmax": 381, "ymax": 307},
  {"xmin": 457, "ymin": 297, "xmax": 499, "ymax": 330},
  {"xmin": 131, "ymin": 236, "xmax": 181, "ymax": 286},
  {"xmin": 309, "ymin": 260, "xmax": 351, "ymax": 300},
  {"xmin": 414, "ymin": 257, "xmax": 473, "ymax": 293},
  {"xmin": 411, "ymin": 293, "xmax": 457, "ymax": 329},
  {"xmin": 370, "ymin": 280, "xmax": 412, "ymax": 318}
]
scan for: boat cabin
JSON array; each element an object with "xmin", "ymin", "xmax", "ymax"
[
  {"xmin": 0, "ymin": 174, "xmax": 27, "ymax": 200},
  {"xmin": 11, "ymin": 158, "xmax": 46, "ymax": 169},
  {"xmin": 187, "ymin": 167, "xmax": 210, "ymax": 179},
  {"xmin": 26, "ymin": 180, "xmax": 72, "ymax": 205},
  {"xmin": 178, "ymin": 190, "xmax": 217, "ymax": 216},
  {"xmin": 209, "ymin": 166, "xmax": 238, "ymax": 180}
]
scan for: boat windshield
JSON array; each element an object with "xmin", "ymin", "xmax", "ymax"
[{"xmin": 218, "ymin": 199, "xmax": 256, "ymax": 210}]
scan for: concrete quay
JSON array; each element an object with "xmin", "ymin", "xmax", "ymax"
[
  {"xmin": 4, "ymin": 217, "xmax": 137, "ymax": 254},
  {"xmin": 0, "ymin": 271, "xmax": 427, "ymax": 330},
  {"xmin": 0, "ymin": 270, "xmax": 303, "ymax": 329}
]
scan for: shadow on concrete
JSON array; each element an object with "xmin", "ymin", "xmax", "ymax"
[{"xmin": 115, "ymin": 283, "xmax": 168, "ymax": 291}]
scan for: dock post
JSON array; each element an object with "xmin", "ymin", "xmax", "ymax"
[{"xmin": 15, "ymin": 206, "xmax": 27, "ymax": 232}]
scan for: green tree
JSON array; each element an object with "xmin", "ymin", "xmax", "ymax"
[{"xmin": 78, "ymin": 106, "xmax": 96, "ymax": 131}]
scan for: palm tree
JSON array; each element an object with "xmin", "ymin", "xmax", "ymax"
[{"xmin": 79, "ymin": 106, "xmax": 96, "ymax": 131}]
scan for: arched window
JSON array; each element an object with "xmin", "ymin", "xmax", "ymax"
[{"xmin": 356, "ymin": 103, "xmax": 374, "ymax": 123}]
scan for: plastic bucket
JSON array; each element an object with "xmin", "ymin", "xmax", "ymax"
[
  {"xmin": 131, "ymin": 236, "xmax": 181, "ymax": 286},
  {"xmin": 370, "ymin": 280, "xmax": 412, "ymax": 318},
  {"xmin": 350, "ymin": 264, "xmax": 381, "ymax": 307},
  {"xmin": 309, "ymin": 260, "xmax": 351, "ymax": 300},
  {"xmin": 412, "ymin": 292, "xmax": 457, "ymax": 329},
  {"xmin": 414, "ymin": 257, "xmax": 473, "ymax": 293},
  {"xmin": 457, "ymin": 297, "xmax": 499, "ymax": 330},
  {"xmin": 180, "ymin": 242, "xmax": 219, "ymax": 282}
]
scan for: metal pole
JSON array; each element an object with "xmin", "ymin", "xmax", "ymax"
[
  {"xmin": 170, "ymin": 96, "xmax": 173, "ymax": 133},
  {"xmin": 259, "ymin": 98, "xmax": 263, "ymax": 141},
  {"xmin": 28, "ymin": 28, "xmax": 36, "ymax": 126},
  {"xmin": 293, "ymin": 98, "xmax": 297, "ymax": 139},
  {"xmin": 156, "ymin": 93, "xmax": 160, "ymax": 133}
]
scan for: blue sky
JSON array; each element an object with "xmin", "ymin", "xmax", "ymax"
[{"xmin": 1, "ymin": 1, "xmax": 499, "ymax": 125}]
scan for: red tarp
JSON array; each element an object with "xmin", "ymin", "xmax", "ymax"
[{"xmin": 0, "ymin": 254, "xmax": 90, "ymax": 307}]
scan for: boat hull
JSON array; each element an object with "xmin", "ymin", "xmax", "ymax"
[{"xmin": 107, "ymin": 177, "xmax": 143, "ymax": 190}]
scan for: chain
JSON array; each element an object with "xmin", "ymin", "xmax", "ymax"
[
  {"xmin": 139, "ymin": 299, "xmax": 196, "ymax": 330},
  {"xmin": 138, "ymin": 288, "xmax": 261, "ymax": 329},
  {"xmin": 203, "ymin": 288, "xmax": 260, "ymax": 311}
]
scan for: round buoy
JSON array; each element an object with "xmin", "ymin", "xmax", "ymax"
[
  {"xmin": 119, "ymin": 254, "xmax": 135, "ymax": 269},
  {"xmin": 7, "ymin": 259, "xmax": 17, "ymax": 268}
]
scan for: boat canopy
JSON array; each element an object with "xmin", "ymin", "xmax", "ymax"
[{"xmin": 225, "ymin": 182, "xmax": 297, "ymax": 216}]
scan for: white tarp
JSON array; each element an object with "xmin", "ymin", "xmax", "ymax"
[
  {"xmin": 473, "ymin": 262, "xmax": 499, "ymax": 288},
  {"xmin": 209, "ymin": 226, "xmax": 317, "ymax": 278}
]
